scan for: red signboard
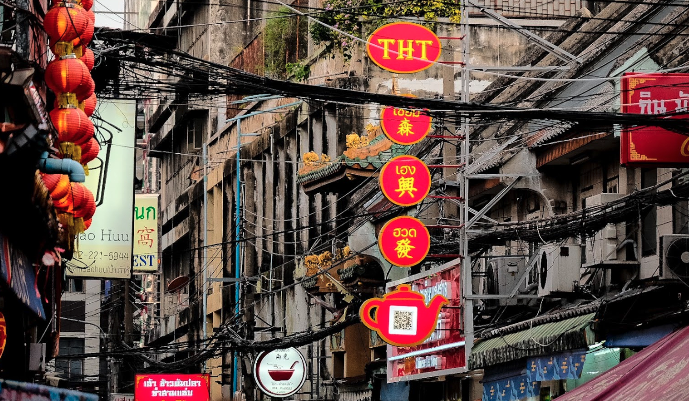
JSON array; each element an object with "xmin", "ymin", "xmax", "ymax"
[
  {"xmin": 380, "ymin": 106, "xmax": 432, "ymax": 145},
  {"xmin": 366, "ymin": 22, "xmax": 441, "ymax": 74},
  {"xmin": 387, "ymin": 261, "xmax": 465, "ymax": 382},
  {"xmin": 360, "ymin": 284, "xmax": 448, "ymax": 346},
  {"xmin": 135, "ymin": 374, "xmax": 210, "ymax": 401},
  {"xmin": 380, "ymin": 155, "xmax": 431, "ymax": 206},
  {"xmin": 621, "ymin": 72, "xmax": 689, "ymax": 166},
  {"xmin": 378, "ymin": 216, "xmax": 430, "ymax": 268}
]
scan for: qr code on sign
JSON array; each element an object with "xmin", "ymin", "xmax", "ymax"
[
  {"xmin": 393, "ymin": 310, "xmax": 414, "ymax": 331},
  {"xmin": 388, "ymin": 306, "xmax": 417, "ymax": 335}
]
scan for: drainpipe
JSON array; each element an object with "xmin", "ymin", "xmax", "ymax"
[{"xmin": 37, "ymin": 151, "xmax": 86, "ymax": 182}]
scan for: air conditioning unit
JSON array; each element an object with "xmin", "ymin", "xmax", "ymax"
[
  {"xmin": 486, "ymin": 256, "xmax": 528, "ymax": 305},
  {"xmin": 538, "ymin": 244, "xmax": 582, "ymax": 297},
  {"xmin": 660, "ymin": 235, "xmax": 689, "ymax": 280}
]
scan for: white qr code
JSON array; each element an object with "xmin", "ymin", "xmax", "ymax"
[
  {"xmin": 393, "ymin": 310, "xmax": 414, "ymax": 331},
  {"xmin": 388, "ymin": 305, "xmax": 417, "ymax": 335}
]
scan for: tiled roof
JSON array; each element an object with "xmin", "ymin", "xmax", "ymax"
[{"xmin": 297, "ymin": 133, "xmax": 411, "ymax": 184}]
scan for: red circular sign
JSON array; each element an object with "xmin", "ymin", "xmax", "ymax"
[
  {"xmin": 380, "ymin": 155, "xmax": 431, "ymax": 206},
  {"xmin": 380, "ymin": 106, "xmax": 432, "ymax": 145},
  {"xmin": 366, "ymin": 22, "xmax": 442, "ymax": 74},
  {"xmin": 378, "ymin": 216, "xmax": 430, "ymax": 268}
]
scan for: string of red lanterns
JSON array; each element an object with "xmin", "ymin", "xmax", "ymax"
[{"xmin": 41, "ymin": 0, "xmax": 97, "ymax": 238}]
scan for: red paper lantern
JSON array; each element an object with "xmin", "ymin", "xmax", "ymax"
[
  {"xmin": 82, "ymin": 93, "xmax": 97, "ymax": 116},
  {"xmin": 53, "ymin": 192, "xmax": 73, "ymax": 213},
  {"xmin": 86, "ymin": 8, "xmax": 95, "ymax": 23},
  {"xmin": 79, "ymin": 47, "xmax": 94, "ymax": 71},
  {"xmin": 44, "ymin": 6, "xmax": 88, "ymax": 44},
  {"xmin": 74, "ymin": 75, "xmax": 94, "ymax": 101},
  {"xmin": 73, "ymin": 186, "xmax": 96, "ymax": 219},
  {"xmin": 80, "ymin": 0, "xmax": 93, "ymax": 11},
  {"xmin": 72, "ymin": 16, "xmax": 94, "ymax": 48},
  {"xmin": 45, "ymin": 57, "xmax": 90, "ymax": 94},
  {"xmin": 80, "ymin": 137, "xmax": 99, "ymax": 164},
  {"xmin": 50, "ymin": 107, "xmax": 94, "ymax": 145},
  {"xmin": 83, "ymin": 217, "xmax": 92, "ymax": 230},
  {"xmin": 42, "ymin": 174, "xmax": 71, "ymax": 200}
]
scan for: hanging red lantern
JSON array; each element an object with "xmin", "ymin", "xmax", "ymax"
[
  {"xmin": 53, "ymin": 192, "xmax": 73, "ymax": 213},
  {"xmin": 80, "ymin": 137, "xmax": 99, "ymax": 164},
  {"xmin": 74, "ymin": 75, "xmax": 95, "ymax": 102},
  {"xmin": 72, "ymin": 15, "xmax": 94, "ymax": 48},
  {"xmin": 72, "ymin": 184, "xmax": 95, "ymax": 219},
  {"xmin": 81, "ymin": 93, "xmax": 97, "ymax": 116},
  {"xmin": 42, "ymin": 173, "xmax": 71, "ymax": 200},
  {"xmin": 80, "ymin": 0, "xmax": 93, "ymax": 11},
  {"xmin": 50, "ymin": 107, "xmax": 94, "ymax": 145},
  {"xmin": 45, "ymin": 57, "xmax": 90, "ymax": 94},
  {"xmin": 79, "ymin": 47, "xmax": 94, "ymax": 71},
  {"xmin": 44, "ymin": 5, "xmax": 88, "ymax": 44}
]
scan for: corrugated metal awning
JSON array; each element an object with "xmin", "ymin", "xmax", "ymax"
[{"xmin": 469, "ymin": 313, "xmax": 595, "ymax": 370}]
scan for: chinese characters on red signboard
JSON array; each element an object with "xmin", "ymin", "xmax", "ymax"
[
  {"xmin": 381, "ymin": 107, "xmax": 433, "ymax": 145},
  {"xmin": 378, "ymin": 216, "xmax": 431, "ymax": 268},
  {"xmin": 379, "ymin": 155, "xmax": 432, "ymax": 206},
  {"xmin": 387, "ymin": 263, "xmax": 465, "ymax": 381},
  {"xmin": 621, "ymin": 72, "xmax": 689, "ymax": 166}
]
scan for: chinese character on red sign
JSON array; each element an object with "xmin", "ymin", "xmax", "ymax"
[
  {"xmin": 380, "ymin": 155, "xmax": 431, "ymax": 207},
  {"xmin": 621, "ymin": 72, "xmax": 689, "ymax": 167},
  {"xmin": 378, "ymin": 216, "xmax": 430, "ymax": 268},
  {"xmin": 360, "ymin": 284, "xmax": 448, "ymax": 347},
  {"xmin": 380, "ymin": 106, "xmax": 432, "ymax": 145},
  {"xmin": 366, "ymin": 22, "xmax": 442, "ymax": 74}
]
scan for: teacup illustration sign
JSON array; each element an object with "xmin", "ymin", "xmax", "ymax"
[
  {"xmin": 360, "ymin": 284, "xmax": 449, "ymax": 346},
  {"xmin": 253, "ymin": 347, "xmax": 307, "ymax": 398}
]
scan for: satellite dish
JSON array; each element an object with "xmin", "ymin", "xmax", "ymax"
[{"xmin": 167, "ymin": 276, "xmax": 190, "ymax": 293}]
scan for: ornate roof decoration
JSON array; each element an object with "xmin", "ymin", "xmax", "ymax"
[{"xmin": 297, "ymin": 124, "xmax": 411, "ymax": 194}]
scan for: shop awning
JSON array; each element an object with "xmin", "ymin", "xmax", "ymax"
[
  {"xmin": 469, "ymin": 313, "xmax": 595, "ymax": 370},
  {"xmin": 557, "ymin": 324, "xmax": 689, "ymax": 401}
]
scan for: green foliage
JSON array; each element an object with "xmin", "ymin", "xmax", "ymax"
[
  {"xmin": 286, "ymin": 61, "xmax": 311, "ymax": 82},
  {"xmin": 265, "ymin": 6, "xmax": 308, "ymax": 79},
  {"xmin": 310, "ymin": 0, "xmax": 462, "ymax": 59}
]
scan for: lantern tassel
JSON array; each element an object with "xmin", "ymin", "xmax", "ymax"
[
  {"xmin": 57, "ymin": 93, "xmax": 78, "ymax": 109},
  {"xmin": 59, "ymin": 142, "xmax": 82, "ymax": 162}
]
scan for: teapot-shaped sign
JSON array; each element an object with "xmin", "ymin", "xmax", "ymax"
[{"xmin": 360, "ymin": 284, "xmax": 449, "ymax": 346}]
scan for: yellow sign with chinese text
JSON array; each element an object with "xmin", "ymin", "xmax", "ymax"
[{"xmin": 133, "ymin": 194, "xmax": 159, "ymax": 272}]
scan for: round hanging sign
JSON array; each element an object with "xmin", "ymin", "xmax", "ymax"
[
  {"xmin": 380, "ymin": 106, "xmax": 432, "ymax": 145},
  {"xmin": 378, "ymin": 216, "xmax": 430, "ymax": 268},
  {"xmin": 253, "ymin": 347, "xmax": 307, "ymax": 398},
  {"xmin": 380, "ymin": 155, "xmax": 431, "ymax": 207},
  {"xmin": 366, "ymin": 22, "xmax": 442, "ymax": 73}
]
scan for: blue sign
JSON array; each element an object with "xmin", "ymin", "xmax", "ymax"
[
  {"xmin": 527, "ymin": 351, "xmax": 586, "ymax": 382},
  {"xmin": 483, "ymin": 376, "xmax": 540, "ymax": 401},
  {"xmin": 0, "ymin": 233, "xmax": 45, "ymax": 319}
]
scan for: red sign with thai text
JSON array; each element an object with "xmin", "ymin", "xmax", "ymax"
[
  {"xmin": 135, "ymin": 374, "xmax": 210, "ymax": 401},
  {"xmin": 378, "ymin": 216, "xmax": 430, "ymax": 268},
  {"xmin": 621, "ymin": 72, "xmax": 689, "ymax": 167},
  {"xmin": 387, "ymin": 261, "xmax": 465, "ymax": 382},
  {"xmin": 366, "ymin": 22, "xmax": 441, "ymax": 74},
  {"xmin": 380, "ymin": 155, "xmax": 431, "ymax": 206},
  {"xmin": 380, "ymin": 106, "xmax": 432, "ymax": 145}
]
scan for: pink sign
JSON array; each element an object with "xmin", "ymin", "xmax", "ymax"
[
  {"xmin": 387, "ymin": 262, "xmax": 465, "ymax": 382},
  {"xmin": 134, "ymin": 374, "xmax": 210, "ymax": 401}
]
